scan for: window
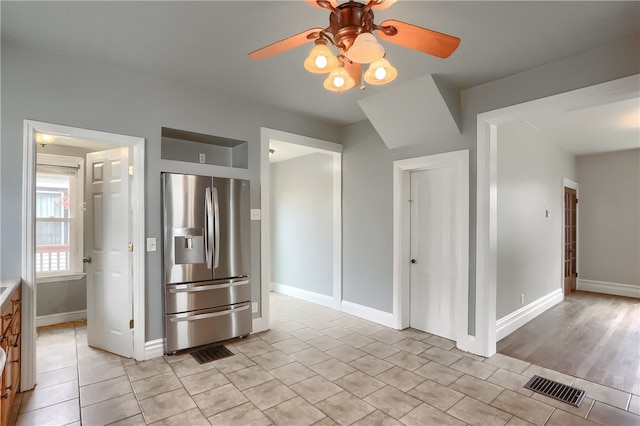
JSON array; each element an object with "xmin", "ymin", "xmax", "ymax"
[{"xmin": 35, "ymin": 154, "xmax": 84, "ymax": 279}]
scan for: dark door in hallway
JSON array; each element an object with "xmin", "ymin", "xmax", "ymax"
[{"xmin": 564, "ymin": 187, "xmax": 577, "ymax": 295}]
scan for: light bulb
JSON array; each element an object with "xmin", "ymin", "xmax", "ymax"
[
  {"xmin": 315, "ymin": 55, "xmax": 328, "ymax": 69},
  {"xmin": 364, "ymin": 57, "xmax": 397, "ymax": 85},
  {"xmin": 324, "ymin": 66, "xmax": 355, "ymax": 92},
  {"xmin": 304, "ymin": 40, "xmax": 338, "ymax": 74}
]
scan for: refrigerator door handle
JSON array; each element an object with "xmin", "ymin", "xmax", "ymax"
[
  {"xmin": 169, "ymin": 304, "xmax": 250, "ymax": 322},
  {"xmin": 213, "ymin": 186, "xmax": 221, "ymax": 269},
  {"xmin": 167, "ymin": 280, "xmax": 250, "ymax": 293},
  {"xmin": 205, "ymin": 187, "xmax": 214, "ymax": 269}
]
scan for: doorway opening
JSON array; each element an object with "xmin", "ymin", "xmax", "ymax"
[
  {"xmin": 392, "ymin": 150, "xmax": 469, "ymax": 349},
  {"xmin": 563, "ymin": 180, "xmax": 579, "ymax": 296},
  {"xmin": 21, "ymin": 120, "xmax": 146, "ymax": 390},
  {"xmin": 476, "ymin": 74, "xmax": 640, "ymax": 358},
  {"xmin": 257, "ymin": 128, "xmax": 342, "ymax": 332}
]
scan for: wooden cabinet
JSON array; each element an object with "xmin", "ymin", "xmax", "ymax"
[{"xmin": 0, "ymin": 286, "xmax": 21, "ymax": 426}]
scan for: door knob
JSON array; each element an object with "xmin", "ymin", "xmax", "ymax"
[
  {"xmin": 411, "ymin": 259, "xmax": 417, "ymax": 264},
  {"xmin": 82, "ymin": 257, "xmax": 92, "ymax": 264}
]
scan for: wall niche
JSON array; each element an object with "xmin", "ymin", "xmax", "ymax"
[{"xmin": 161, "ymin": 127, "xmax": 248, "ymax": 169}]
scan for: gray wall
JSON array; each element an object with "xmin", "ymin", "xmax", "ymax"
[
  {"xmin": 577, "ymin": 148, "xmax": 640, "ymax": 287},
  {"xmin": 341, "ymin": 122, "xmax": 394, "ymax": 311},
  {"xmin": 270, "ymin": 153, "xmax": 333, "ymax": 296},
  {"xmin": 1, "ymin": 40, "xmax": 340, "ymax": 341},
  {"xmin": 341, "ymin": 35, "xmax": 639, "ymax": 332},
  {"xmin": 37, "ymin": 278, "xmax": 87, "ymax": 317},
  {"xmin": 496, "ymin": 122, "xmax": 576, "ymax": 319}
]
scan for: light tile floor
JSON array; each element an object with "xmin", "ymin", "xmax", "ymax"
[{"xmin": 10, "ymin": 292, "xmax": 640, "ymax": 426}]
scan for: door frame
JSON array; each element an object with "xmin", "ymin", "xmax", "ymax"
[
  {"xmin": 21, "ymin": 120, "xmax": 146, "ymax": 390},
  {"xmin": 256, "ymin": 127, "xmax": 342, "ymax": 333},
  {"xmin": 563, "ymin": 179, "xmax": 579, "ymax": 296},
  {"xmin": 475, "ymin": 74, "xmax": 639, "ymax": 357},
  {"xmin": 392, "ymin": 150, "xmax": 469, "ymax": 348}
]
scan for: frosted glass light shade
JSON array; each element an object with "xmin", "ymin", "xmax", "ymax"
[
  {"xmin": 304, "ymin": 43, "xmax": 339, "ymax": 74},
  {"xmin": 323, "ymin": 66, "xmax": 355, "ymax": 92},
  {"xmin": 364, "ymin": 57, "xmax": 397, "ymax": 85},
  {"xmin": 347, "ymin": 33, "xmax": 385, "ymax": 64},
  {"xmin": 36, "ymin": 133, "xmax": 56, "ymax": 147}
]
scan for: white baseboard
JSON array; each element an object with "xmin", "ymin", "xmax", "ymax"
[
  {"xmin": 36, "ymin": 310, "xmax": 86, "ymax": 328},
  {"xmin": 270, "ymin": 282, "xmax": 340, "ymax": 310},
  {"xmin": 577, "ymin": 279, "xmax": 640, "ymax": 299},
  {"xmin": 496, "ymin": 288, "xmax": 563, "ymax": 341},
  {"xmin": 269, "ymin": 285, "xmax": 395, "ymax": 329},
  {"xmin": 341, "ymin": 300, "xmax": 395, "ymax": 328},
  {"xmin": 144, "ymin": 338, "xmax": 164, "ymax": 360}
]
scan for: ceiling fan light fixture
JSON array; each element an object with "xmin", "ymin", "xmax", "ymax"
[
  {"xmin": 347, "ymin": 32, "xmax": 385, "ymax": 64},
  {"xmin": 364, "ymin": 57, "xmax": 397, "ymax": 85},
  {"xmin": 323, "ymin": 66, "xmax": 355, "ymax": 92},
  {"xmin": 304, "ymin": 40, "xmax": 339, "ymax": 74}
]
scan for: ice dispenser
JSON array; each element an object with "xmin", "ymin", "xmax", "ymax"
[{"xmin": 174, "ymin": 228, "xmax": 204, "ymax": 264}]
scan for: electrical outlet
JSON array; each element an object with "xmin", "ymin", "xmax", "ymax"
[
  {"xmin": 252, "ymin": 302, "xmax": 258, "ymax": 313},
  {"xmin": 250, "ymin": 209, "xmax": 261, "ymax": 221},
  {"xmin": 146, "ymin": 238, "xmax": 157, "ymax": 252},
  {"xmin": 198, "ymin": 153, "xmax": 206, "ymax": 164}
]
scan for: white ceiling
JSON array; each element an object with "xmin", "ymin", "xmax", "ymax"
[
  {"xmin": 268, "ymin": 139, "xmax": 326, "ymax": 163},
  {"xmin": 525, "ymin": 97, "xmax": 640, "ymax": 156},
  {"xmin": 3, "ymin": 1, "xmax": 639, "ymax": 154}
]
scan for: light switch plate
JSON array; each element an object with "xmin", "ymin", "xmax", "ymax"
[
  {"xmin": 146, "ymin": 238, "xmax": 157, "ymax": 252},
  {"xmin": 250, "ymin": 209, "xmax": 261, "ymax": 221}
]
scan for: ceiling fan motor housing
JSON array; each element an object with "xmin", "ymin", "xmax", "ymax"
[{"xmin": 329, "ymin": 1, "xmax": 376, "ymax": 50}]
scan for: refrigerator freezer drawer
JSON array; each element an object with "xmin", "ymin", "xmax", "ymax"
[
  {"xmin": 164, "ymin": 302, "xmax": 252, "ymax": 353},
  {"xmin": 164, "ymin": 279, "xmax": 250, "ymax": 314}
]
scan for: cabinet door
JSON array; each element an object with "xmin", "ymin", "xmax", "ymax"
[{"xmin": 0, "ymin": 334, "xmax": 10, "ymax": 426}]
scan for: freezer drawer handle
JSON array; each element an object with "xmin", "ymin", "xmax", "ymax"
[
  {"xmin": 167, "ymin": 280, "xmax": 250, "ymax": 293},
  {"xmin": 169, "ymin": 304, "xmax": 250, "ymax": 322}
]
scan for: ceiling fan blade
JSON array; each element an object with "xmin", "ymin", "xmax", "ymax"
[
  {"xmin": 305, "ymin": 0, "xmax": 338, "ymax": 9},
  {"xmin": 369, "ymin": 0, "xmax": 397, "ymax": 10},
  {"xmin": 378, "ymin": 19, "xmax": 460, "ymax": 59},
  {"xmin": 248, "ymin": 28, "xmax": 324, "ymax": 61},
  {"xmin": 344, "ymin": 60, "xmax": 362, "ymax": 87}
]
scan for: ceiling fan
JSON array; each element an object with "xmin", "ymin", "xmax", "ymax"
[{"xmin": 248, "ymin": 0, "xmax": 460, "ymax": 92}]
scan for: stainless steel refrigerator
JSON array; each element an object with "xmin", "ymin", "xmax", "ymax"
[{"xmin": 161, "ymin": 173, "xmax": 251, "ymax": 354}]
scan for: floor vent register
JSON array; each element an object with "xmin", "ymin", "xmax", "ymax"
[
  {"xmin": 524, "ymin": 375, "xmax": 586, "ymax": 407},
  {"xmin": 191, "ymin": 345, "xmax": 235, "ymax": 364}
]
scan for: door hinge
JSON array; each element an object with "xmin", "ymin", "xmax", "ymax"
[
  {"xmin": 129, "ymin": 319, "xmax": 134, "ymax": 329},
  {"xmin": 575, "ymin": 198, "xmax": 578, "ymax": 204},
  {"xmin": 575, "ymin": 272, "xmax": 578, "ymax": 277},
  {"xmin": 128, "ymin": 165, "xmax": 134, "ymax": 176},
  {"xmin": 128, "ymin": 243, "xmax": 133, "ymax": 252}
]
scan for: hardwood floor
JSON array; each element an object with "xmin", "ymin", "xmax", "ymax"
[{"xmin": 497, "ymin": 291, "xmax": 640, "ymax": 395}]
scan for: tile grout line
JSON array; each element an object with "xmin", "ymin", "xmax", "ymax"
[{"xmin": 542, "ymin": 407, "xmax": 556, "ymax": 425}]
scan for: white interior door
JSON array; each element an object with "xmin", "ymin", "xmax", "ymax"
[
  {"xmin": 410, "ymin": 167, "xmax": 459, "ymax": 339},
  {"xmin": 85, "ymin": 147, "xmax": 133, "ymax": 357}
]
